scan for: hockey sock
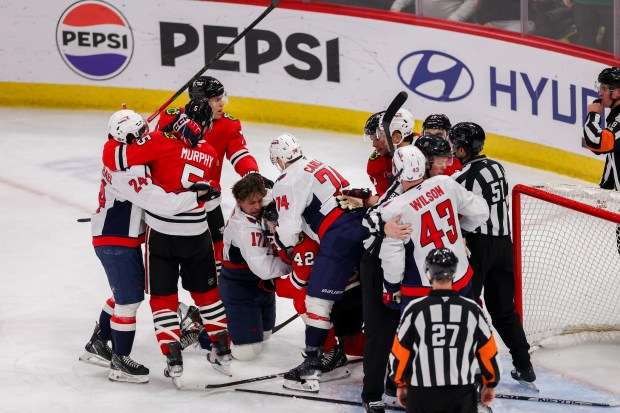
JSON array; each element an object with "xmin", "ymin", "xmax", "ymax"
[
  {"xmin": 150, "ymin": 294, "xmax": 180, "ymax": 355},
  {"xmin": 98, "ymin": 297, "xmax": 115, "ymax": 341},
  {"xmin": 190, "ymin": 290, "xmax": 228, "ymax": 339},
  {"xmin": 324, "ymin": 327, "xmax": 337, "ymax": 352},
  {"xmin": 342, "ymin": 330, "xmax": 365, "ymax": 357},
  {"xmin": 110, "ymin": 302, "xmax": 140, "ymax": 356},
  {"xmin": 305, "ymin": 325, "xmax": 330, "ymax": 349}
]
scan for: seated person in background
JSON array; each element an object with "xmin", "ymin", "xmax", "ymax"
[
  {"xmin": 477, "ymin": 0, "xmax": 535, "ymax": 32},
  {"xmin": 391, "ymin": 0, "xmax": 480, "ymax": 22},
  {"xmin": 563, "ymin": 0, "xmax": 613, "ymax": 52},
  {"xmin": 219, "ymin": 174, "xmax": 291, "ymax": 361}
]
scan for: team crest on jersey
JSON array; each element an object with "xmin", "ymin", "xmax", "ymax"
[
  {"xmin": 224, "ymin": 113, "xmax": 238, "ymax": 121},
  {"xmin": 296, "ymin": 233, "xmax": 305, "ymax": 245},
  {"xmin": 165, "ymin": 107, "xmax": 180, "ymax": 115},
  {"xmin": 162, "ymin": 132, "xmax": 178, "ymax": 140},
  {"xmin": 369, "ymin": 149, "xmax": 379, "ymax": 161}
]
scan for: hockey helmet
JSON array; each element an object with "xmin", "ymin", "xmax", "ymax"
[
  {"xmin": 425, "ymin": 248, "xmax": 458, "ymax": 282},
  {"xmin": 422, "ymin": 114, "xmax": 452, "ymax": 134},
  {"xmin": 597, "ymin": 67, "xmax": 620, "ymax": 89},
  {"xmin": 449, "ymin": 122, "xmax": 485, "ymax": 156},
  {"xmin": 379, "ymin": 108, "xmax": 415, "ymax": 146},
  {"xmin": 415, "ymin": 134, "xmax": 453, "ymax": 159},
  {"xmin": 269, "ymin": 133, "xmax": 303, "ymax": 171},
  {"xmin": 392, "ymin": 145, "xmax": 425, "ymax": 182},
  {"xmin": 189, "ymin": 76, "xmax": 226, "ymax": 100},
  {"xmin": 107, "ymin": 110, "xmax": 148, "ymax": 145},
  {"xmin": 185, "ymin": 98, "xmax": 214, "ymax": 133},
  {"xmin": 364, "ymin": 110, "xmax": 385, "ymax": 141}
]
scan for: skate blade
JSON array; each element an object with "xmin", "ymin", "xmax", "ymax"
[
  {"xmin": 282, "ymin": 378, "xmax": 320, "ymax": 393},
  {"xmin": 79, "ymin": 352, "xmax": 110, "ymax": 368},
  {"xmin": 108, "ymin": 370, "xmax": 149, "ymax": 384},
  {"xmin": 319, "ymin": 366, "xmax": 350, "ymax": 382},
  {"xmin": 477, "ymin": 402, "xmax": 493, "ymax": 413},
  {"xmin": 517, "ymin": 380, "xmax": 539, "ymax": 392},
  {"xmin": 210, "ymin": 361, "xmax": 232, "ymax": 377},
  {"xmin": 171, "ymin": 377, "xmax": 182, "ymax": 390}
]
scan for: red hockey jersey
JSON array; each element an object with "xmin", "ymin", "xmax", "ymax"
[{"xmin": 366, "ymin": 149, "xmax": 392, "ymax": 197}]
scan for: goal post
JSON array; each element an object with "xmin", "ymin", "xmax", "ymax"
[{"xmin": 512, "ymin": 183, "xmax": 620, "ymax": 347}]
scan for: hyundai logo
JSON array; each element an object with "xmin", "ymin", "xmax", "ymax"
[{"xmin": 398, "ymin": 50, "xmax": 474, "ymax": 102}]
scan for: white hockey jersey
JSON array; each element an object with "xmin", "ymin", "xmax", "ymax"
[
  {"xmin": 271, "ymin": 157, "xmax": 350, "ymax": 248},
  {"xmin": 379, "ymin": 175, "xmax": 488, "ymax": 295},
  {"xmin": 91, "ymin": 165, "xmax": 199, "ymax": 247},
  {"xmin": 222, "ymin": 203, "xmax": 291, "ymax": 281}
]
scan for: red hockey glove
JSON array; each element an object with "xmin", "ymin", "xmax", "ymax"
[{"xmin": 382, "ymin": 281, "xmax": 402, "ymax": 310}]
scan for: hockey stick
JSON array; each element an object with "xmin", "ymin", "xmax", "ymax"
[
  {"xmin": 77, "ymin": 218, "xmax": 90, "ymax": 223},
  {"xmin": 495, "ymin": 393, "xmax": 620, "ymax": 407},
  {"xmin": 382, "ymin": 91, "xmax": 408, "ymax": 155},
  {"xmin": 272, "ymin": 313, "xmax": 299, "ymax": 333},
  {"xmin": 235, "ymin": 388, "xmax": 406, "ymax": 411},
  {"xmin": 146, "ymin": 0, "xmax": 282, "ymax": 123}
]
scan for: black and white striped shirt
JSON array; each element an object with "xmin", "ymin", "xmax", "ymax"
[
  {"xmin": 453, "ymin": 156, "xmax": 510, "ymax": 236},
  {"xmin": 583, "ymin": 105, "xmax": 620, "ymax": 190},
  {"xmin": 389, "ymin": 289, "xmax": 499, "ymax": 389},
  {"xmin": 362, "ymin": 179, "xmax": 403, "ymax": 255}
]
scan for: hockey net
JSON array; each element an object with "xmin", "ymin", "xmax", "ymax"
[{"xmin": 513, "ymin": 183, "xmax": 620, "ymax": 348}]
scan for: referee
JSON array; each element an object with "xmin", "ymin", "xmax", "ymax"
[
  {"xmin": 449, "ymin": 122, "xmax": 536, "ymax": 387},
  {"xmin": 389, "ymin": 248, "xmax": 499, "ymax": 413}
]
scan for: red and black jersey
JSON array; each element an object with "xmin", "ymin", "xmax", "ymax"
[
  {"xmin": 366, "ymin": 149, "xmax": 392, "ymax": 197},
  {"xmin": 103, "ymin": 131, "xmax": 220, "ymax": 236},
  {"xmin": 444, "ymin": 157, "xmax": 463, "ymax": 176},
  {"xmin": 157, "ymin": 109, "xmax": 259, "ymax": 182}
]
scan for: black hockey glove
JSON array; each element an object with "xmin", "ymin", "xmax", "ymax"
[{"xmin": 191, "ymin": 181, "xmax": 221, "ymax": 202}]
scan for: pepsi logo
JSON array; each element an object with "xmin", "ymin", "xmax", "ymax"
[
  {"xmin": 56, "ymin": 1, "xmax": 133, "ymax": 80},
  {"xmin": 398, "ymin": 50, "xmax": 474, "ymax": 102}
]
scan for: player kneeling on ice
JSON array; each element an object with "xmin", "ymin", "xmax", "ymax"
[
  {"xmin": 219, "ymin": 174, "xmax": 292, "ymax": 361},
  {"xmin": 389, "ymin": 248, "xmax": 499, "ymax": 413},
  {"xmin": 269, "ymin": 133, "xmax": 369, "ymax": 392}
]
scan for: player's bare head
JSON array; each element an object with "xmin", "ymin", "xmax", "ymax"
[
  {"xmin": 269, "ymin": 133, "xmax": 303, "ymax": 172},
  {"xmin": 422, "ymin": 114, "xmax": 451, "ymax": 138},
  {"xmin": 232, "ymin": 174, "xmax": 267, "ymax": 218},
  {"xmin": 425, "ymin": 248, "xmax": 458, "ymax": 283},
  {"xmin": 449, "ymin": 122, "xmax": 485, "ymax": 158},
  {"xmin": 392, "ymin": 145, "xmax": 425, "ymax": 183},
  {"xmin": 107, "ymin": 109, "xmax": 148, "ymax": 145}
]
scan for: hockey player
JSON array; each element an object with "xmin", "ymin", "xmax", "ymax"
[
  {"xmin": 389, "ymin": 248, "xmax": 499, "ymax": 413},
  {"xmin": 269, "ymin": 132, "xmax": 368, "ymax": 392},
  {"xmin": 219, "ymin": 174, "xmax": 291, "ymax": 361},
  {"xmin": 421, "ymin": 113, "xmax": 462, "ymax": 175},
  {"xmin": 380, "ymin": 145, "xmax": 489, "ymax": 309},
  {"xmin": 450, "ymin": 122, "xmax": 537, "ymax": 388},
  {"xmin": 157, "ymin": 76, "xmax": 271, "ymax": 278},
  {"xmin": 103, "ymin": 102, "xmax": 233, "ymax": 379},
  {"xmin": 583, "ymin": 67, "xmax": 620, "ymax": 190},
  {"xmin": 414, "ymin": 134, "xmax": 455, "ymax": 178},
  {"xmin": 82, "ymin": 109, "xmax": 209, "ymax": 383}
]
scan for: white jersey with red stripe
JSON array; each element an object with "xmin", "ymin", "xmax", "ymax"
[
  {"xmin": 222, "ymin": 204, "xmax": 291, "ymax": 281},
  {"xmin": 91, "ymin": 164, "xmax": 199, "ymax": 247},
  {"xmin": 271, "ymin": 156, "xmax": 350, "ymax": 248},
  {"xmin": 379, "ymin": 175, "xmax": 488, "ymax": 293}
]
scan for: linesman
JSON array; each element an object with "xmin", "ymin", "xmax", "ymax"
[{"xmin": 389, "ymin": 248, "xmax": 499, "ymax": 413}]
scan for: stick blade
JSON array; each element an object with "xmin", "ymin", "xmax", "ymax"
[{"xmin": 382, "ymin": 91, "xmax": 408, "ymax": 154}]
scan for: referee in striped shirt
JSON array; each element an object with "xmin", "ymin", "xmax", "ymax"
[
  {"xmin": 449, "ymin": 122, "xmax": 536, "ymax": 386},
  {"xmin": 389, "ymin": 248, "xmax": 499, "ymax": 413}
]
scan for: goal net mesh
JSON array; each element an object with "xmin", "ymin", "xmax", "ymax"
[{"xmin": 514, "ymin": 183, "xmax": 620, "ymax": 346}]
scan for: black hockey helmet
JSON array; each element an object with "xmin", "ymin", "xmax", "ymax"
[
  {"xmin": 425, "ymin": 248, "xmax": 458, "ymax": 282},
  {"xmin": 263, "ymin": 200, "xmax": 278, "ymax": 223},
  {"xmin": 449, "ymin": 122, "xmax": 485, "ymax": 156},
  {"xmin": 422, "ymin": 114, "xmax": 452, "ymax": 133},
  {"xmin": 364, "ymin": 110, "xmax": 386, "ymax": 139},
  {"xmin": 185, "ymin": 98, "xmax": 214, "ymax": 132},
  {"xmin": 415, "ymin": 134, "xmax": 453, "ymax": 159},
  {"xmin": 189, "ymin": 76, "xmax": 225, "ymax": 100},
  {"xmin": 598, "ymin": 67, "xmax": 620, "ymax": 88}
]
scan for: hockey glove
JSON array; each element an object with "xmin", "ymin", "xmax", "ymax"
[
  {"xmin": 191, "ymin": 181, "xmax": 221, "ymax": 202},
  {"xmin": 336, "ymin": 188, "xmax": 372, "ymax": 210},
  {"xmin": 382, "ymin": 280, "xmax": 402, "ymax": 310},
  {"xmin": 170, "ymin": 113, "xmax": 204, "ymax": 148},
  {"xmin": 244, "ymin": 171, "xmax": 275, "ymax": 189},
  {"xmin": 258, "ymin": 279, "xmax": 277, "ymax": 293}
]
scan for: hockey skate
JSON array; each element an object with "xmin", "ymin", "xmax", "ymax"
[
  {"xmin": 511, "ymin": 365, "xmax": 538, "ymax": 391},
  {"xmin": 282, "ymin": 352, "xmax": 322, "ymax": 393},
  {"xmin": 362, "ymin": 401, "xmax": 386, "ymax": 413},
  {"xmin": 109, "ymin": 353, "xmax": 149, "ymax": 384},
  {"xmin": 383, "ymin": 377, "xmax": 398, "ymax": 407},
  {"xmin": 207, "ymin": 331, "xmax": 232, "ymax": 377},
  {"xmin": 164, "ymin": 341, "xmax": 183, "ymax": 378},
  {"xmin": 319, "ymin": 344, "xmax": 350, "ymax": 382},
  {"xmin": 79, "ymin": 323, "xmax": 112, "ymax": 368},
  {"xmin": 178, "ymin": 304, "xmax": 204, "ymax": 350}
]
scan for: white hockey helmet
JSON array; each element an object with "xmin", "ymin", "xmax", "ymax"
[
  {"xmin": 108, "ymin": 109, "xmax": 149, "ymax": 144},
  {"xmin": 392, "ymin": 145, "xmax": 425, "ymax": 182},
  {"xmin": 269, "ymin": 133, "xmax": 303, "ymax": 171},
  {"xmin": 378, "ymin": 108, "xmax": 415, "ymax": 147}
]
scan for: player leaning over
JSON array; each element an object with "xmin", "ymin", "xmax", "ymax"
[
  {"xmin": 157, "ymin": 76, "xmax": 271, "ymax": 277},
  {"xmin": 219, "ymin": 174, "xmax": 291, "ymax": 361},
  {"xmin": 81, "ymin": 110, "xmax": 209, "ymax": 383},
  {"xmin": 269, "ymin": 133, "xmax": 368, "ymax": 392},
  {"xmin": 103, "ymin": 102, "xmax": 233, "ymax": 379},
  {"xmin": 421, "ymin": 113, "xmax": 462, "ymax": 175}
]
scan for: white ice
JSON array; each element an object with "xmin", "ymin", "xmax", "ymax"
[{"xmin": 0, "ymin": 108, "xmax": 618, "ymax": 412}]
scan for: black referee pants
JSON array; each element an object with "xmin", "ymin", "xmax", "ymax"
[
  {"xmin": 361, "ymin": 250, "xmax": 401, "ymax": 403},
  {"xmin": 466, "ymin": 234, "xmax": 531, "ymax": 369},
  {"xmin": 407, "ymin": 384, "xmax": 477, "ymax": 413}
]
